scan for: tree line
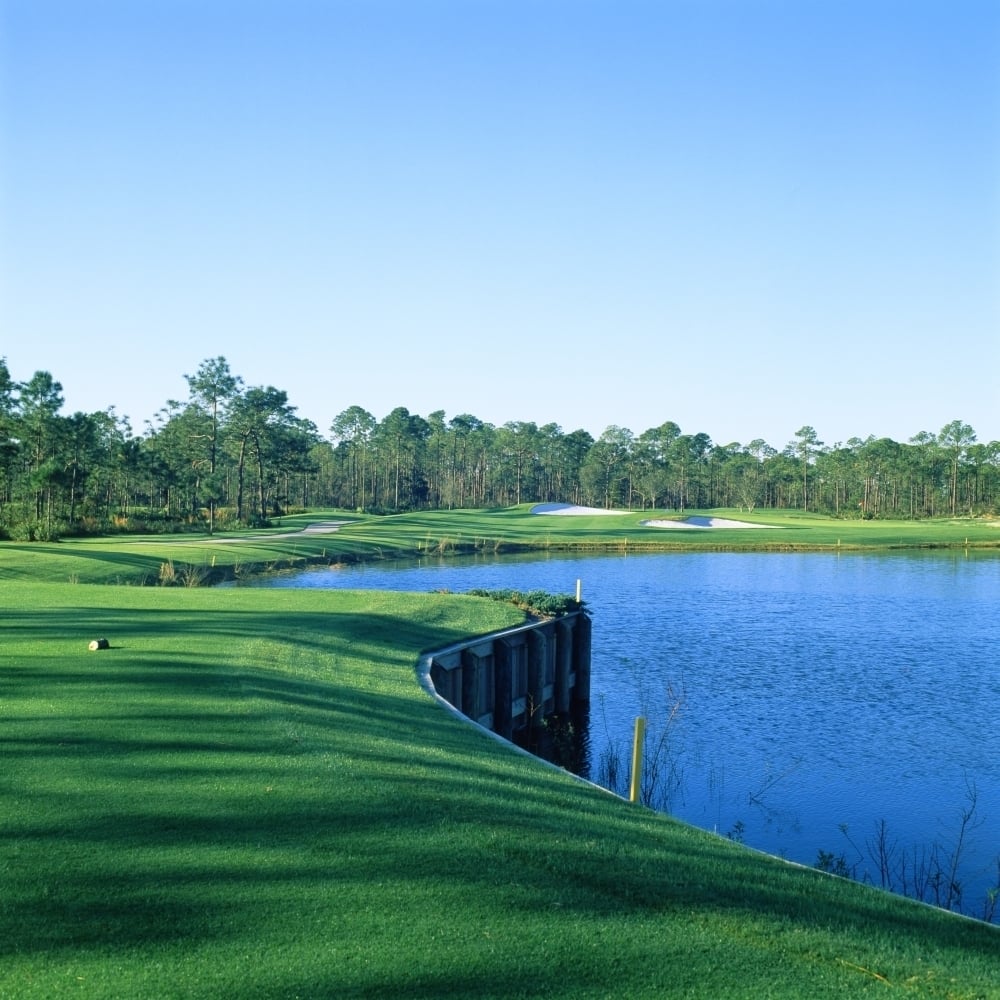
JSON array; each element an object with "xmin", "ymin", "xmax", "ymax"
[{"xmin": 1, "ymin": 355, "xmax": 996, "ymax": 539}]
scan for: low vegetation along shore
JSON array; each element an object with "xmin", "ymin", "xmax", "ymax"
[{"xmin": 3, "ymin": 509, "xmax": 999, "ymax": 997}]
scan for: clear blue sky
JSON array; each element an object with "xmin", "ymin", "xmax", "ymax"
[{"xmin": 2, "ymin": 0, "xmax": 997, "ymax": 451}]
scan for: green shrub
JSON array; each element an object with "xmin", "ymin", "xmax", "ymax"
[
  {"xmin": 7, "ymin": 519, "xmax": 65, "ymax": 542},
  {"xmin": 467, "ymin": 587, "xmax": 585, "ymax": 617}
]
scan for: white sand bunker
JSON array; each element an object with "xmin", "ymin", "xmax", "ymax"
[
  {"xmin": 530, "ymin": 504, "xmax": 771, "ymax": 529},
  {"xmin": 641, "ymin": 516, "xmax": 774, "ymax": 530},
  {"xmin": 531, "ymin": 503, "xmax": 628, "ymax": 516}
]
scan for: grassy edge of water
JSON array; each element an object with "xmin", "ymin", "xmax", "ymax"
[
  {"xmin": 3, "ymin": 506, "xmax": 1000, "ymax": 588},
  {"xmin": 2, "ymin": 517, "xmax": 1000, "ymax": 997}
]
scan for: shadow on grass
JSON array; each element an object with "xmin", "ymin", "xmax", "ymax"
[
  {"xmin": 0, "ymin": 542, "xmax": 165, "ymax": 573},
  {"xmin": 3, "ymin": 599, "xmax": 998, "ymax": 991}
]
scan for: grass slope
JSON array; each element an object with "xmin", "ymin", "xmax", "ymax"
[
  {"xmin": 2, "ymin": 507, "xmax": 998, "ymax": 588},
  {"xmin": 3, "ymin": 568, "xmax": 999, "ymax": 998}
]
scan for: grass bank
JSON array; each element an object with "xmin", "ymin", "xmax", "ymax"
[
  {"xmin": 328, "ymin": 505, "xmax": 1000, "ymax": 558},
  {"xmin": 3, "ymin": 589, "xmax": 999, "ymax": 997},
  {"xmin": 3, "ymin": 507, "xmax": 998, "ymax": 588},
  {"xmin": 3, "ymin": 515, "xmax": 999, "ymax": 997}
]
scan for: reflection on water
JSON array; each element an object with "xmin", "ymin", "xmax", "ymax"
[{"xmin": 234, "ymin": 549, "xmax": 1000, "ymax": 915}]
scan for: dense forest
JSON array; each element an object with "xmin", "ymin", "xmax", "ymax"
[{"xmin": 1, "ymin": 355, "xmax": 997, "ymax": 540}]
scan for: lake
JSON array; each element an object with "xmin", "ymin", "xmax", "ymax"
[{"xmin": 232, "ymin": 549, "xmax": 1000, "ymax": 916}]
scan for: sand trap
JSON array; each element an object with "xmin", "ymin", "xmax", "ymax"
[
  {"xmin": 531, "ymin": 503, "xmax": 628, "ymax": 516},
  {"xmin": 531, "ymin": 504, "xmax": 771, "ymax": 529},
  {"xmin": 641, "ymin": 516, "xmax": 774, "ymax": 530}
]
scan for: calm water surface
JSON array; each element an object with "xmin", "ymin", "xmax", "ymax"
[{"xmin": 239, "ymin": 550, "xmax": 1000, "ymax": 911}]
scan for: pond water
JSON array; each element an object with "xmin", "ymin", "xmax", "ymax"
[{"xmin": 233, "ymin": 549, "xmax": 1000, "ymax": 915}]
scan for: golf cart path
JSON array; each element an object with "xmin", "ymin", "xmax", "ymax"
[{"xmin": 198, "ymin": 520, "xmax": 352, "ymax": 543}]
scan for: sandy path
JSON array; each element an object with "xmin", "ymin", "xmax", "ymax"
[{"xmin": 193, "ymin": 520, "xmax": 351, "ymax": 543}]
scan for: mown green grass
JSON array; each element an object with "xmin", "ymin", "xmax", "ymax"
[
  {"xmin": 3, "ymin": 557, "xmax": 999, "ymax": 998},
  {"xmin": 3, "ymin": 506, "xmax": 998, "ymax": 588},
  {"xmin": 330, "ymin": 505, "xmax": 1000, "ymax": 556}
]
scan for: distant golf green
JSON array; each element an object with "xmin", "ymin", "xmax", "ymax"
[
  {"xmin": 3, "ymin": 506, "xmax": 997, "ymax": 588},
  {"xmin": 2, "ymin": 509, "xmax": 999, "ymax": 997}
]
